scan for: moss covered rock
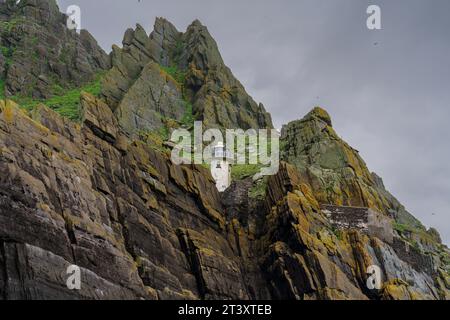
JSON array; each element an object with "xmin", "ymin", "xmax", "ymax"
[{"xmin": 0, "ymin": 0, "xmax": 110, "ymax": 99}]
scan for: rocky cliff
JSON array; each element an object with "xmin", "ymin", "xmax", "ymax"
[
  {"xmin": 0, "ymin": 96, "xmax": 265, "ymax": 299},
  {"xmin": 0, "ymin": 97, "xmax": 448, "ymax": 299},
  {"xmin": 281, "ymin": 107, "xmax": 424, "ymax": 229},
  {"xmin": 0, "ymin": 0, "xmax": 448, "ymax": 300},
  {"xmin": 101, "ymin": 18, "xmax": 273, "ymax": 136},
  {"xmin": 0, "ymin": 0, "xmax": 110, "ymax": 99}
]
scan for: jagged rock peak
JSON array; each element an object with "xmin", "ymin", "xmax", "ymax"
[
  {"xmin": 181, "ymin": 18, "xmax": 225, "ymax": 70},
  {"xmin": 189, "ymin": 19, "xmax": 204, "ymax": 27},
  {"xmin": 154, "ymin": 17, "xmax": 180, "ymax": 34},
  {"xmin": 304, "ymin": 106, "xmax": 333, "ymax": 127},
  {"xmin": 102, "ymin": 16, "xmax": 273, "ymax": 134},
  {"xmin": 282, "ymin": 106, "xmax": 427, "ymax": 231},
  {"xmin": 179, "ymin": 18, "xmax": 273, "ymax": 129},
  {"xmin": 0, "ymin": 0, "xmax": 110, "ymax": 98},
  {"xmin": 281, "ymin": 106, "xmax": 334, "ymax": 141},
  {"xmin": 151, "ymin": 18, "xmax": 182, "ymax": 67},
  {"xmin": 1, "ymin": 0, "xmax": 59, "ymax": 18},
  {"xmin": 122, "ymin": 24, "xmax": 151, "ymax": 49}
]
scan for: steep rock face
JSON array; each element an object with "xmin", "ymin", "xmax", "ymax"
[
  {"xmin": 0, "ymin": 97, "xmax": 448, "ymax": 300},
  {"xmin": 0, "ymin": 1, "xmax": 447, "ymax": 300},
  {"xmin": 101, "ymin": 18, "xmax": 273, "ymax": 136},
  {"xmin": 101, "ymin": 21, "xmax": 180, "ymax": 110},
  {"xmin": 178, "ymin": 20, "xmax": 273, "ymax": 130},
  {"xmin": 0, "ymin": 96, "xmax": 269, "ymax": 300},
  {"xmin": 278, "ymin": 108, "xmax": 449, "ymax": 299},
  {"xmin": 220, "ymin": 162, "xmax": 449, "ymax": 300},
  {"xmin": 281, "ymin": 107, "xmax": 423, "ymax": 228},
  {"xmin": 257, "ymin": 162, "xmax": 447, "ymax": 299},
  {"xmin": 0, "ymin": 0, "xmax": 110, "ymax": 99},
  {"xmin": 114, "ymin": 61, "xmax": 187, "ymax": 135}
]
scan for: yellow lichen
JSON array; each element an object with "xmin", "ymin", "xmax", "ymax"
[{"xmin": 2, "ymin": 103, "xmax": 15, "ymax": 123}]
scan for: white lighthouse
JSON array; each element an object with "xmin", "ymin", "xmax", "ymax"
[{"xmin": 211, "ymin": 142, "xmax": 232, "ymax": 192}]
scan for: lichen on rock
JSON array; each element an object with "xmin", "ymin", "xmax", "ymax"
[{"xmin": 0, "ymin": 0, "xmax": 448, "ymax": 301}]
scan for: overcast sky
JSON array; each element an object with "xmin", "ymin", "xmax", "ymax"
[{"xmin": 57, "ymin": 0, "xmax": 450, "ymax": 244}]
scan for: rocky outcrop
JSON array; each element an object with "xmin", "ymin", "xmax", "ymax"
[
  {"xmin": 258, "ymin": 162, "xmax": 447, "ymax": 300},
  {"xmin": 101, "ymin": 18, "xmax": 273, "ymax": 136},
  {"xmin": 100, "ymin": 22, "xmax": 175, "ymax": 110},
  {"xmin": 115, "ymin": 61, "xmax": 187, "ymax": 135},
  {"xmin": 179, "ymin": 20, "xmax": 273, "ymax": 130},
  {"xmin": 281, "ymin": 107, "xmax": 423, "ymax": 229},
  {"xmin": 0, "ymin": 0, "xmax": 110, "ymax": 99},
  {"xmin": 0, "ymin": 0, "xmax": 447, "ymax": 301},
  {"xmin": 278, "ymin": 108, "xmax": 449, "ymax": 299},
  {"xmin": 281, "ymin": 107, "xmax": 382, "ymax": 209},
  {"xmin": 0, "ymin": 97, "xmax": 448, "ymax": 300},
  {"xmin": 280, "ymin": 108, "xmax": 448, "ymax": 274},
  {"xmin": 0, "ymin": 96, "xmax": 269, "ymax": 299}
]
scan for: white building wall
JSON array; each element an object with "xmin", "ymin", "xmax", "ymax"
[{"xmin": 211, "ymin": 159, "xmax": 231, "ymax": 192}]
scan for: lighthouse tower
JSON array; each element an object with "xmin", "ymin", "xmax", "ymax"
[{"xmin": 211, "ymin": 142, "xmax": 232, "ymax": 192}]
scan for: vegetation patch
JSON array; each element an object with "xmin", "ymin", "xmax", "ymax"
[
  {"xmin": 249, "ymin": 177, "xmax": 268, "ymax": 200},
  {"xmin": 1, "ymin": 46, "xmax": 12, "ymax": 58},
  {"xmin": 0, "ymin": 78, "xmax": 5, "ymax": 100},
  {"xmin": 181, "ymin": 101, "xmax": 194, "ymax": 128},
  {"xmin": 393, "ymin": 222, "xmax": 413, "ymax": 234},
  {"xmin": 393, "ymin": 222, "xmax": 443, "ymax": 255},
  {"xmin": 159, "ymin": 64, "xmax": 194, "ymax": 128},
  {"xmin": 0, "ymin": 18, "xmax": 26, "ymax": 33},
  {"xmin": 231, "ymin": 164, "xmax": 263, "ymax": 181},
  {"xmin": 1, "ymin": 45, "xmax": 14, "ymax": 69},
  {"xmin": 8, "ymin": 73, "xmax": 104, "ymax": 121},
  {"xmin": 393, "ymin": 222, "xmax": 432, "ymax": 240},
  {"xmin": 138, "ymin": 129, "xmax": 171, "ymax": 154},
  {"xmin": 161, "ymin": 65, "xmax": 186, "ymax": 85}
]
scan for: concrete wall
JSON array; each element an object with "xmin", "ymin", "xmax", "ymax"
[{"xmin": 321, "ymin": 205, "xmax": 394, "ymax": 244}]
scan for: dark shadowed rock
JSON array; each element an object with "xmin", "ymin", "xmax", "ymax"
[
  {"xmin": 0, "ymin": 52, "xmax": 5, "ymax": 76},
  {"xmin": 80, "ymin": 92, "xmax": 119, "ymax": 143}
]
